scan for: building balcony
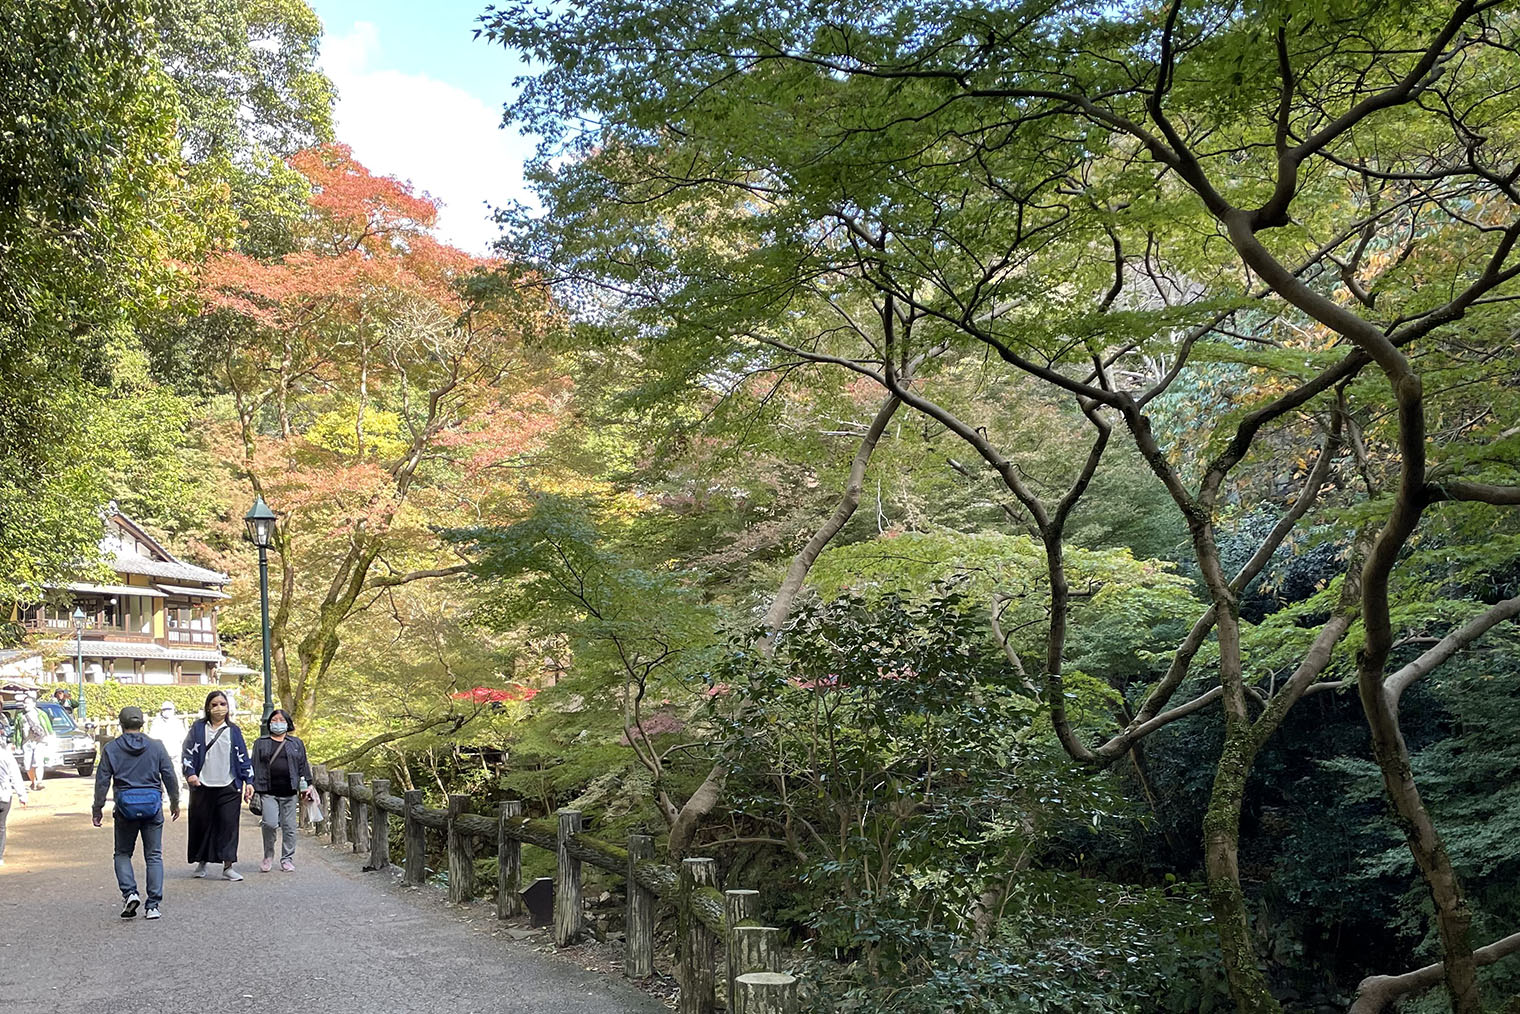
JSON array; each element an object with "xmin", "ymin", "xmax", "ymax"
[
  {"xmin": 25, "ymin": 619, "xmax": 155, "ymax": 642},
  {"xmin": 24, "ymin": 618, "xmax": 214, "ymax": 649}
]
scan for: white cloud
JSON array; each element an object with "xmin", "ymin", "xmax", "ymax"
[{"xmin": 319, "ymin": 22, "xmax": 536, "ymax": 255}]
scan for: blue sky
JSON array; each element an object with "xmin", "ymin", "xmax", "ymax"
[{"xmin": 308, "ymin": 0, "xmax": 539, "ymax": 253}]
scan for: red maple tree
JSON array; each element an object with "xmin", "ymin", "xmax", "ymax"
[{"xmin": 201, "ymin": 144, "xmax": 565, "ymax": 724}]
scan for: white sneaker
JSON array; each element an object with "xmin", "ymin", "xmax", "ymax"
[
  {"xmin": 121, "ymin": 893, "xmax": 140, "ymax": 919},
  {"xmin": 222, "ymin": 866, "xmax": 243, "ymax": 882},
  {"xmin": 193, "ymin": 862, "xmax": 208, "ymax": 878},
  {"xmin": 144, "ymin": 907, "xmax": 161, "ymax": 920}
]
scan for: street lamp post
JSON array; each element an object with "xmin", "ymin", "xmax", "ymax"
[
  {"xmin": 244, "ymin": 496, "xmax": 277, "ymax": 735},
  {"xmin": 71, "ymin": 606, "xmax": 86, "ymax": 722}
]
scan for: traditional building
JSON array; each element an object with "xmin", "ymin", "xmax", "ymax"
[{"xmin": 20, "ymin": 508, "xmax": 229, "ymax": 685}]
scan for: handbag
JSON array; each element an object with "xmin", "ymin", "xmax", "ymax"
[{"xmin": 250, "ymin": 739, "xmax": 288, "ymax": 816}]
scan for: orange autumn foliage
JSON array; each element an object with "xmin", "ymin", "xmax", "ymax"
[{"xmin": 198, "ymin": 144, "xmax": 567, "ymax": 720}]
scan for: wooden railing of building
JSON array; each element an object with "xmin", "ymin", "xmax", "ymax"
[{"xmin": 310, "ymin": 765, "xmax": 798, "ymax": 1014}]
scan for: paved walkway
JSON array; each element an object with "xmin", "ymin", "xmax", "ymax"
[{"xmin": 0, "ymin": 774, "xmax": 668, "ymax": 1014}]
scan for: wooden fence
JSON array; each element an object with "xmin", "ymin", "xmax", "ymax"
[{"xmin": 310, "ymin": 765, "xmax": 799, "ymax": 1014}]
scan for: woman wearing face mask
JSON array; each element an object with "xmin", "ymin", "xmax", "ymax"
[
  {"xmin": 181, "ymin": 691, "xmax": 254, "ymax": 880},
  {"xmin": 251, "ymin": 709, "xmax": 315, "ymax": 872}
]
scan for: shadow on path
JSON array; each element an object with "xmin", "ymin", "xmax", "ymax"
[{"xmin": 0, "ymin": 776, "xmax": 668, "ymax": 1014}]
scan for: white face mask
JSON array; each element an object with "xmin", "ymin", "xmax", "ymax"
[{"xmin": 269, "ymin": 722, "xmax": 289, "ymax": 735}]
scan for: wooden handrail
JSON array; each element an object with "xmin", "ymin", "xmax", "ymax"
[{"xmin": 310, "ymin": 763, "xmax": 780, "ymax": 1013}]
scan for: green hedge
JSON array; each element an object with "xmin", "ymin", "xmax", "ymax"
[{"xmin": 78, "ymin": 682, "xmax": 259, "ymax": 723}]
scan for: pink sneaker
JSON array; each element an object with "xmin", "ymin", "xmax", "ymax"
[
  {"xmin": 259, "ymin": 857, "xmax": 273, "ymax": 873},
  {"xmin": 280, "ymin": 859, "xmax": 295, "ymax": 872}
]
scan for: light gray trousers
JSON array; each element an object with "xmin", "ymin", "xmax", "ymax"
[{"xmin": 259, "ymin": 793, "xmax": 300, "ymax": 863}]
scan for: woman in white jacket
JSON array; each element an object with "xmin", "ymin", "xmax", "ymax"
[{"xmin": 0, "ymin": 744, "xmax": 28, "ymax": 865}]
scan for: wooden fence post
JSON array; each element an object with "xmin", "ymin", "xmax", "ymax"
[
  {"xmin": 368, "ymin": 778, "xmax": 390, "ymax": 870},
  {"xmin": 446, "ymin": 794, "xmax": 475, "ymax": 903},
  {"xmin": 724, "ymin": 888, "xmax": 760, "ymax": 1006},
  {"xmin": 348, "ymin": 771, "xmax": 369, "ymax": 854},
  {"xmin": 625, "ymin": 834, "xmax": 655, "ymax": 979},
  {"xmin": 497, "ymin": 800, "xmax": 522, "ymax": 919},
  {"xmin": 554, "ymin": 809, "xmax": 583, "ymax": 946},
  {"xmin": 730, "ymin": 926, "xmax": 782, "ymax": 980},
  {"xmin": 403, "ymin": 789, "xmax": 426, "ymax": 886},
  {"xmin": 680, "ymin": 857, "xmax": 718, "ymax": 1014},
  {"xmin": 734, "ymin": 972, "xmax": 797, "ymax": 1014},
  {"xmin": 330, "ymin": 768, "xmax": 348, "ymax": 848}
]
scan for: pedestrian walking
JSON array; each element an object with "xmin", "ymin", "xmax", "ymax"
[
  {"xmin": 149, "ymin": 701, "xmax": 188, "ymax": 784},
  {"xmin": 180, "ymin": 690, "xmax": 253, "ymax": 881},
  {"xmin": 0, "ymin": 738, "xmax": 27, "ymax": 865},
  {"xmin": 19, "ymin": 696, "xmax": 50, "ymax": 791},
  {"xmin": 251, "ymin": 708, "xmax": 316, "ymax": 873},
  {"xmin": 91, "ymin": 706, "xmax": 180, "ymax": 919}
]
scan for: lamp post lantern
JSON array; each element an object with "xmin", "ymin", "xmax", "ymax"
[
  {"xmin": 244, "ymin": 495, "xmax": 277, "ymax": 735},
  {"xmin": 71, "ymin": 606, "xmax": 86, "ymax": 722}
]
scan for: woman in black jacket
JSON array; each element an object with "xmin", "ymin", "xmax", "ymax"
[{"xmin": 251, "ymin": 708, "xmax": 315, "ymax": 873}]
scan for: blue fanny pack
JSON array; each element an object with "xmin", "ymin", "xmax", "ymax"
[{"xmin": 116, "ymin": 787, "xmax": 162, "ymax": 821}]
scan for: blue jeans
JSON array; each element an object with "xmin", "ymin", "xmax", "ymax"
[{"xmin": 114, "ymin": 813, "xmax": 165, "ymax": 906}]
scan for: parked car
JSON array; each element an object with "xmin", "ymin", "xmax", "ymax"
[{"xmin": 5, "ymin": 700, "xmax": 97, "ymax": 776}]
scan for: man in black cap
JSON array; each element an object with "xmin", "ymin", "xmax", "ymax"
[{"xmin": 92, "ymin": 706, "xmax": 180, "ymax": 920}]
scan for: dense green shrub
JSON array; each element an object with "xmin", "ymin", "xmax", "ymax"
[
  {"xmin": 81, "ymin": 680, "xmax": 258, "ymax": 724},
  {"xmin": 715, "ymin": 593, "xmax": 1227, "ymax": 1013}
]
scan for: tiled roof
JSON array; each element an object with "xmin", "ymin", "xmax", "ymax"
[
  {"xmin": 109, "ymin": 554, "xmax": 227, "ymax": 585},
  {"xmin": 45, "ymin": 639, "xmax": 224, "ymax": 663}
]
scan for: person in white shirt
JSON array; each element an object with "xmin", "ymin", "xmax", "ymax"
[
  {"xmin": 19, "ymin": 696, "xmax": 49, "ymax": 791},
  {"xmin": 149, "ymin": 701, "xmax": 188, "ymax": 785},
  {"xmin": 0, "ymin": 742, "xmax": 28, "ymax": 864}
]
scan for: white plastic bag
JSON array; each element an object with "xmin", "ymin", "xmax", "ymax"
[{"xmin": 305, "ymin": 793, "xmax": 323, "ymax": 824}]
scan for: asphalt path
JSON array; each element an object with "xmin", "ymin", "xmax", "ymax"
[{"xmin": 0, "ymin": 773, "xmax": 668, "ymax": 1014}]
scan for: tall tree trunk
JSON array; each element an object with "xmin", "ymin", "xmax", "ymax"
[
  {"xmin": 668, "ymin": 393, "xmax": 903, "ymax": 857},
  {"xmin": 1204, "ymin": 716, "xmax": 1279, "ymax": 1014},
  {"xmin": 1201, "ymin": 571, "xmax": 1281, "ymax": 1014},
  {"xmin": 759, "ymin": 392, "xmax": 902, "ymax": 651},
  {"xmin": 1359, "ymin": 690, "xmax": 1480, "ymax": 1012},
  {"xmin": 1354, "ymin": 382, "xmax": 1482, "ymax": 1014}
]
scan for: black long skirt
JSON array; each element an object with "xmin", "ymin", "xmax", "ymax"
[{"xmin": 186, "ymin": 784, "xmax": 241, "ymax": 863}]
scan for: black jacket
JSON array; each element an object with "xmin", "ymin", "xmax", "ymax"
[{"xmin": 251, "ymin": 734, "xmax": 314, "ymax": 795}]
